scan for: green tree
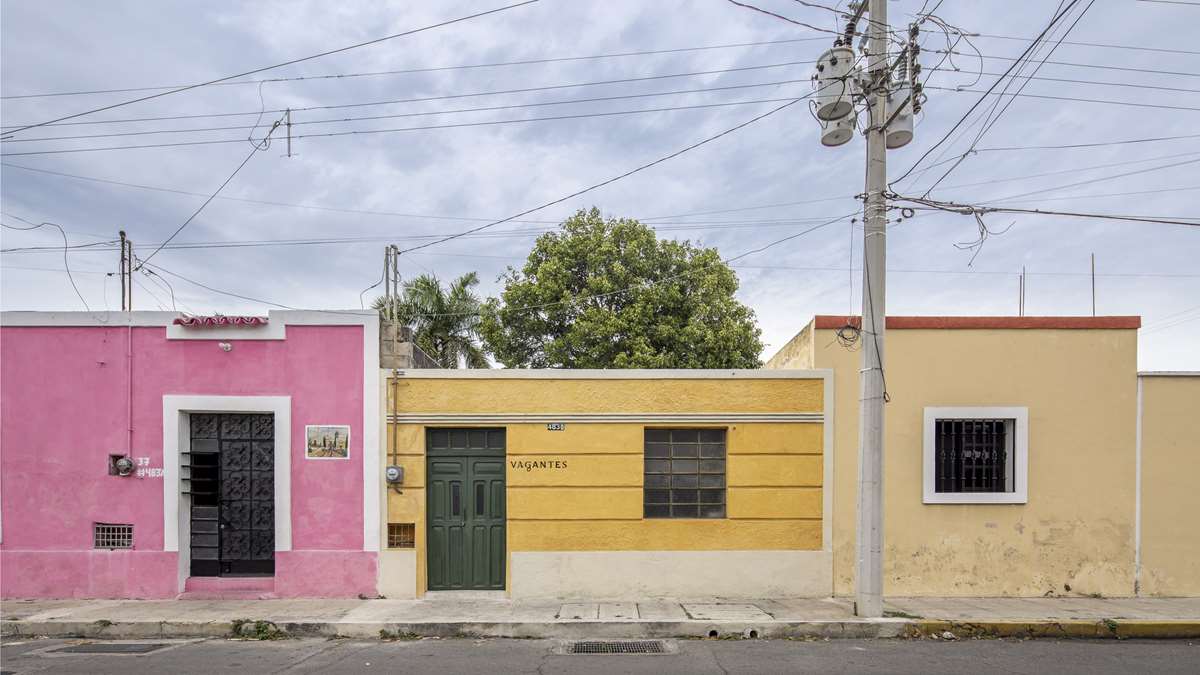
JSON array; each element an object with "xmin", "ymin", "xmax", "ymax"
[
  {"xmin": 479, "ymin": 208, "xmax": 762, "ymax": 368},
  {"xmin": 374, "ymin": 272, "xmax": 488, "ymax": 368}
]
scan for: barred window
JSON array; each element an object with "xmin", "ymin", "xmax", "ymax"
[
  {"xmin": 644, "ymin": 429, "xmax": 726, "ymax": 519},
  {"xmin": 934, "ymin": 419, "xmax": 1014, "ymax": 493},
  {"xmin": 94, "ymin": 523, "xmax": 133, "ymax": 549},
  {"xmin": 923, "ymin": 407, "xmax": 1028, "ymax": 505},
  {"xmin": 388, "ymin": 523, "xmax": 415, "ymax": 549}
]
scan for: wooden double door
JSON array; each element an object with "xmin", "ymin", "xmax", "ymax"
[{"xmin": 426, "ymin": 428, "xmax": 506, "ymax": 591}]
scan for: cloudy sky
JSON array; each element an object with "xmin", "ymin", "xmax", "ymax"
[{"xmin": 2, "ymin": 0, "xmax": 1197, "ymax": 369}]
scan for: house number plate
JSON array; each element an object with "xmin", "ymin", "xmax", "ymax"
[{"xmin": 546, "ymin": 423, "xmax": 566, "ymax": 431}]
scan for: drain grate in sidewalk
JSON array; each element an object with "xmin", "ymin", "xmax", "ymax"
[
  {"xmin": 567, "ymin": 640, "xmax": 667, "ymax": 655},
  {"xmin": 50, "ymin": 643, "xmax": 171, "ymax": 655}
]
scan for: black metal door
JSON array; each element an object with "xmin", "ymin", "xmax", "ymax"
[{"xmin": 187, "ymin": 413, "xmax": 275, "ymax": 576}]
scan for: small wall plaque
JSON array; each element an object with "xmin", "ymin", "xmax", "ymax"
[{"xmin": 546, "ymin": 423, "xmax": 565, "ymax": 431}]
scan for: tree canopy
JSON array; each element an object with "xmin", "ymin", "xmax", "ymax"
[
  {"xmin": 373, "ymin": 272, "xmax": 488, "ymax": 368},
  {"xmin": 479, "ymin": 208, "xmax": 763, "ymax": 368}
]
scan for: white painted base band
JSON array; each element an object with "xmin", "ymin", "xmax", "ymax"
[
  {"xmin": 377, "ymin": 550, "xmax": 418, "ymax": 599},
  {"xmin": 509, "ymin": 550, "xmax": 832, "ymax": 600}
]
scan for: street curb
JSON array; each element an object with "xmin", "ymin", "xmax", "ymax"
[
  {"xmin": 909, "ymin": 620, "xmax": 1200, "ymax": 640},
  {"xmin": 5, "ymin": 618, "xmax": 1198, "ymax": 641},
  {"xmin": 2, "ymin": 619, "xmax": 906, "ymax": 641}
]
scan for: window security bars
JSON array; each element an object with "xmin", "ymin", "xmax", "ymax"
[
  {"xmin": 934, "ymin": 419, "xmax": 1013, "ymax": 493},
  {"xmin": 644, "ymin": 429, "xmax": 726, "ymax": 518},
  {"xmin": 388, "ymin": 523, "xmax": 415, "ymax": 548},
  {"xmin": 93, "ymin": 523, "xmax": 134, "ymax": 549}
]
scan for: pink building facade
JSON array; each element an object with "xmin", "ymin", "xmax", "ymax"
[{"xmin": 0, "ymin": 310, "xmax": 381, "ymax": 599}]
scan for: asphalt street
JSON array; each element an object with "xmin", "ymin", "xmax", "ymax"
[{"xmin": 1, "ymin": 637, "xmax": 1196, "ymax": 674}]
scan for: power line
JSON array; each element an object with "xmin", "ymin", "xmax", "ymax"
[
  {"xmin": 893, "ymin": 196, "xmax": 1200, "ymax": 228},
  {"xmin": 136, "ymin": 115, "xmax": 285, "ymax": 268},
  {"xmin": 5, "ymin": 160, "xmax": 875, "ymax": 229},
  {"xmin": 976, "ymin": 133, "xmax": 1200, "ymax": 152},
  {"xmin": 1, "ymin": 0, "xmax": 539, "ymax": 138},
  {"xmin": 976, "ymin": 156, "xmax": 1200, "ymax": 205},
  {"xmin": 14, "ymin": 63, "xmax": 1200, "ymax": 147},
  {"xmin": 724, "ymin": 0, "xmax": 841, "ymax": 34},
  {"xmin": 0, "ymin": 213, "xmax": 91, "ymax": 309},
  {"xmin": 733, "ymin": 263, "xmax": 1200, "ymax": 279},
  {"xmin": 892, "ymin": 1, "xmax": 1086, "ymax": 187},
  {"xmin": 1, "ymin": 216, "xmax": 866, "ymax": 255},
  {"xmin": 8, "ymin": 49, "xmax": 1195, "ymax": 134},
  {"xmin": 971, "ymin": 31, "xmax": 1200, "ymax": 55},
  {"xmin": 985, "ymin": 185, "xmax": 1200, "ymax": 204},
  {"xmin": 923, "ymin": 49, "xmax": 1200, "ymax": 78},
  {"xmin": 0, "ymin": 97, "xmax": 799, "ymax": 157},
  {"xmin": 142, "ymin": 210, "xmax": 856, "ymax": 319},
  {"xmin": 7, "ymin": 147, "xmax": 1196, "ymax": 243},
  {"xmin": 0, "ymin": 37, "xmax": 831, "ymax": 101},
  {"xmin": 0, "ymin": 59, "xmax": 813, "ymax": 131},
  {"xmin": 393, "ymin": 96, "xmax": 814, "ymax": 257},
  {"xmin": 10, "ymin": 85, "xmax": 1193, "ymax": 158},
  {"xmin": 1, "ymin": 78, "xmax": 810, "ymax": 144},
  {"xmin": 927, "ymin": 68, "xmax": 1200, "ymax": 94},
  {"xmin": 927, "ymin": 85, "xmax": 1200, "ymax": 113},
  {"xmin": 922, "ymin": 0, "xmax": 1097, "ymax": 195}
]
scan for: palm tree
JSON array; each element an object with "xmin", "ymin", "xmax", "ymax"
[{"xmin": 374, "ymin": 272, "xmax": 489, "ymax": 368}]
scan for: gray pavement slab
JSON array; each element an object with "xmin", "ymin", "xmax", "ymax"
[
  {"xmin": 681, "ymin": 603, "xmax": 774, "ymax": 621},
  {"xmin": 598, "ymin": 602, "xmax": 638, "ymax": 620}
]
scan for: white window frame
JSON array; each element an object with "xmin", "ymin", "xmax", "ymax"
[{"xmin": 923, "ymin": 406, "xmax": 1028, "ymax": 505}]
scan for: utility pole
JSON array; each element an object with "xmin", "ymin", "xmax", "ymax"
[
  {"xmin": 811, "ymin": 0, "xmax": 918, "ymax": 617},
  {"xmin": 1091, "ymin": 253, "xmax": 1096, "ymax": 316},
  {"xmin": 119, "ymin": 230, "xmax": 128, "ymax": 312},
  {"xmin": 855, "ymin": 0, "xmax": 888, "ymax": 619},
  {"xmin": 119, "ymin": 230, "xmax": 133, "ymax": 312}
]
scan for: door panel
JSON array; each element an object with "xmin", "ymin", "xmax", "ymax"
[
  {"xmin": 188, "ymin": 413, "xmax": 274, "ymax": 577},
  {"xmin": 426, "ymin": 429, "xmax": 505, "ymax": 591}
]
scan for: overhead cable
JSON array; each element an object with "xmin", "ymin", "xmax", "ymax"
[
  {"xmin": 0, "ymin": 36, "xmax": 833, "ymax": 100},
  {"xmin": 1, "ymin": 97, "xmax": 800, "ymax": 157},
  {"xmin": 1, "ymin": 78, "xmax": 810, "ymax": 144},
  {"xmin": 0, "ymin": 213, "xmax": 92, "ymax": 309},
  {"xmin": 1, "ymin": 0, "xmax": 539, "ymax": 137}
]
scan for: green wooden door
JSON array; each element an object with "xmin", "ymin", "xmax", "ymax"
[{"xmin": 427, "ymin": 429, "xmax": 506, "ymax": 591}]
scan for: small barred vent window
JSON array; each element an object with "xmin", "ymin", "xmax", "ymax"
[
  {"xmin": 934, "ymin": 419, "xmax": 1015, "ymax": 494},
  {"xmin": 388, "ymin": 523, "xmax": 415, "ymax": 548},
  {"xmin": 93, "ymin": 523, "xmax": 133, "ymax": 549},
  {"xmin": 644, "ymin": 428, "xmax": 726, "ymax": 519}
]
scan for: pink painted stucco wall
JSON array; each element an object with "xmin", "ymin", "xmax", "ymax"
[{"xmin": 0, "ymin": 322, "xmax": 375, "ymax": 598}]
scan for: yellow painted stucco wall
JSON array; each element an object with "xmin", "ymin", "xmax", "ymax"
[
  {"xmin": 1138, "ymin": 374, "xmax": 1200, "ymax": 596},
  {"xmin": 381, "ymin": 374, "xmax": 827, "ymax": 596},
  {"xmin": 772, "ymin": 324, "xmax": 1139, "ymax": 597}
]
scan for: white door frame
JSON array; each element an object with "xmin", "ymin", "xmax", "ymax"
[{"xmin": 162, "ymin": 395, "xmax": 291, "ymax": 591}]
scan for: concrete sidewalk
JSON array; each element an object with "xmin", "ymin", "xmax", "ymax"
[{"xmin": 3, "ymin": 596, "xmax": 1199, "ymax": 641}]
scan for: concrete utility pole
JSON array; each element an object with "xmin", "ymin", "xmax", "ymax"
[{"xmin": 855, "ymin": 0, "xmax": 888, "ymax": 619}]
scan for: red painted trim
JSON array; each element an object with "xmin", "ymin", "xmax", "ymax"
[
  {"xmin": 812, "ymin": 315, "xmax": 1141, "ymax": 330},
  {"xmin": 173, "ymin": 315, "xmax": 268, "ymax": 327}
]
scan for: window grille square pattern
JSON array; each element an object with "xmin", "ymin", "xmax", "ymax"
[
  {"xmin": 934, "ymin": 419, "xmax": 1013, "ymax": 493},
  {"xmin": 93, "ymin": 523, "xmax": 133, "ymax": 549},
  {"xmin": 644, "ymin": 428, "xmax": 726, "ymax": 518},
  {"xmin": 388, "ymin": 523, "xmax": 415, "ymax": 548}
]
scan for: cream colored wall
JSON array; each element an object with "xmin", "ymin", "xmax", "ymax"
[
  {"xmin": 810, "ymin": 327, "xmax": 1139, "ymax": 597},
  {"xmin": 765, "ymin": 321, "xmax": 814, "ymax": 369},
  {"xmin": 1138, "ymin": 374, "xmax": 1200, "ymax": 596}
]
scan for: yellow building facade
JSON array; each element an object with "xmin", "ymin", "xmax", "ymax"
[
  {"xmin": 377, "ymin": 370, "xmax": 832, "ymax": 599},
  {"xmin": 1138, "ymin": 372, "xmax": 1200, "ymax": 597},
  {"xmin": 767, "ymin": 315, "xmax": 1199, "ymax": 598}
]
